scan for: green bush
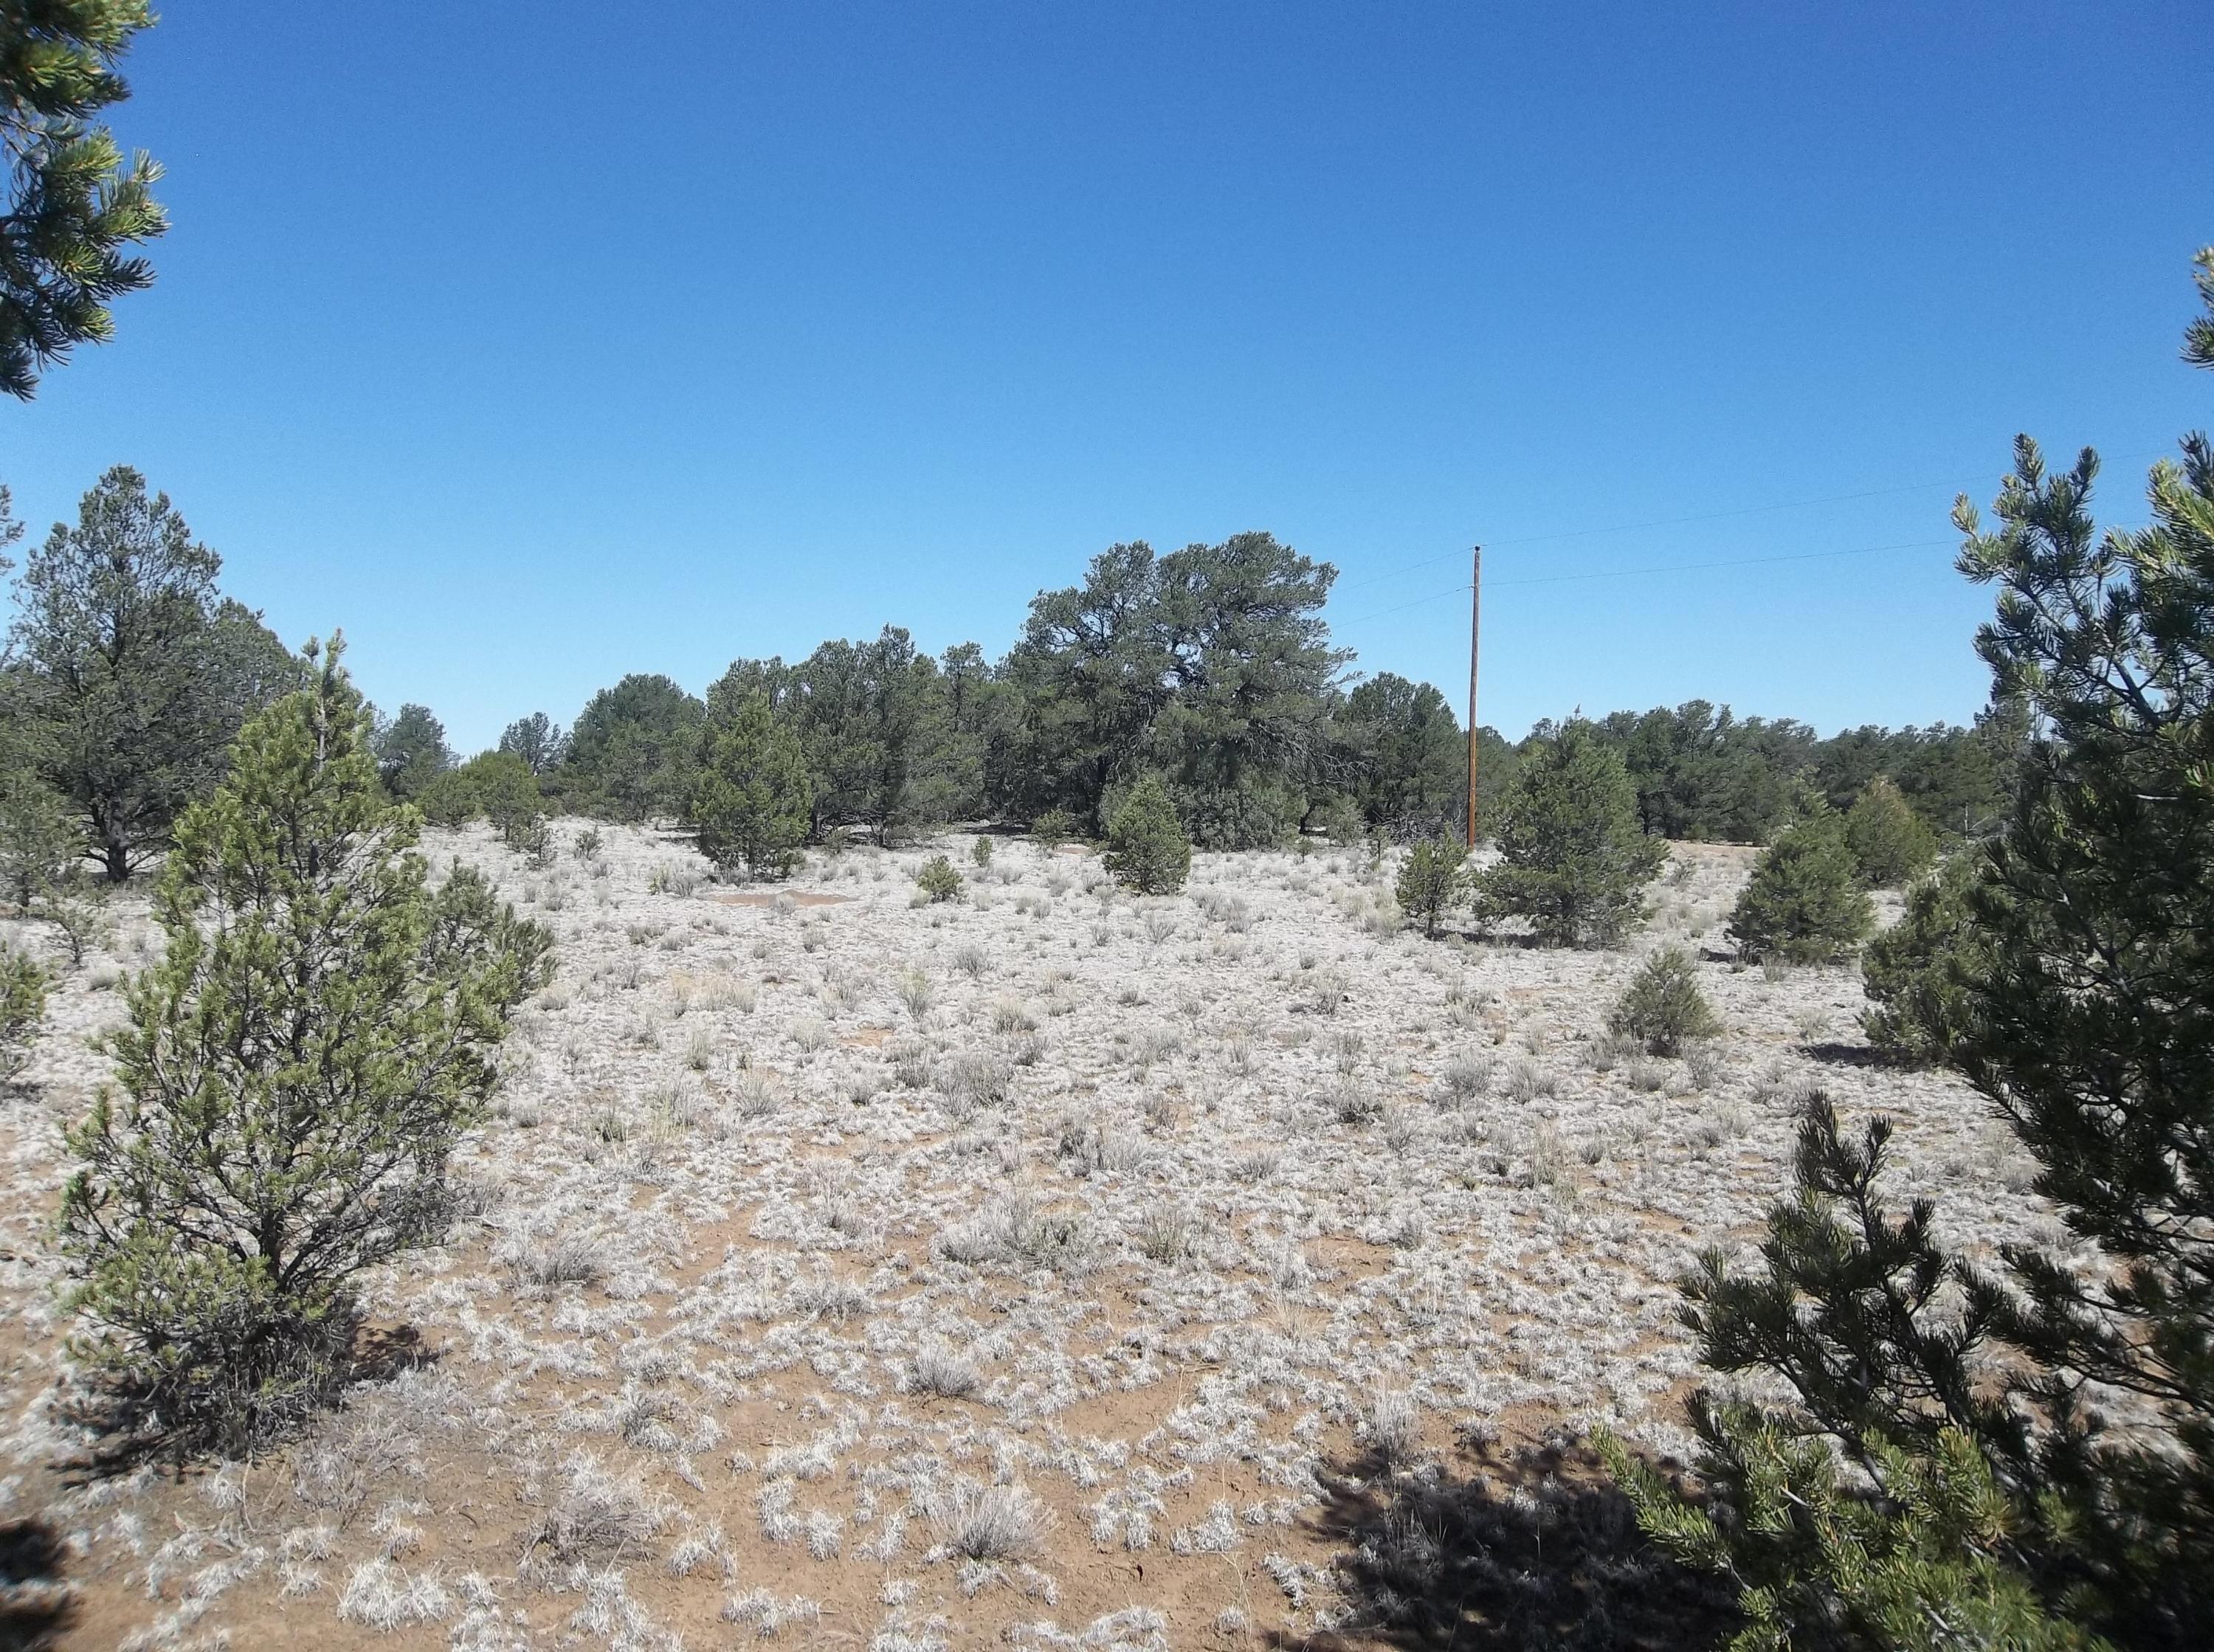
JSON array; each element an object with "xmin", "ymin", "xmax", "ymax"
[
  {"xmin": 0, "ymin": 947, "xmax": 49, "ymax": 1079},
  {"xmin": 0, "ymin": 770, "xmax": 80, "ymax": 909},
  {"xmin": 1031, "ymin": 806, "xmax": 1076, "ymax": 849},
  {"xmin": 1394, "ymin": 834, "xmax": 1468, "ymax": 938},
  {"xmin": 1726, "ymin": 812, "xmax": 1873, "ymax": 964},
  {"xmin": 1472, "ymin": 721, "xmax": 1663, "ymax": 947},
  {"xmin": 460, "ymin": 751, "xmax": 542, "ymax": 845},
  {"xmin": 57, "ymin": 643, "xmax": 556, "ymax": 1448},
  {"xmin": 1844, "ymin": 775, "xmax": 1939, "ymax": 888},
  {"xmin": 1314, "ymin": 792, "xmax": 1365, "ymax": 847},
  {"xmin": 1103, "ymin": 776, "xmax": 1191, "ymax": 895},
  {"xmin": 1861, "ymin": 854, "xmax": 1985, "ymax": 1066},
  {"xmin": 688, "ymin": 691, "xmax": 813, "ymax": 879},
  {"xmin": 415, "ymin": 766, "xmax": 479, "ymax": 829},
  {"xmin": 915, "ymin": 854, "xmax": 963, "ymax": 902},
  {"xmin": 1609, "ymin": 946, "xmax": 1722, "ymax": 1055},
  {"xmin": 970, "ymin": 835, "xmax": 993, "ymax": 869}
]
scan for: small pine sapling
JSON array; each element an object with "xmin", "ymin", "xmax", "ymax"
[
  {"xmin": 1103, "ymin": 777, "xmax": 1190, "ymax": 896},
  {"xmin": 0, "ymin": 947, "xmax": 48, "ymax": 1079},
  {"xmin": 1727, "ymin": 812, "xmax": 1873, "ymax": 964},
  {"xmin": 1608, "ymin": 945, "xmax": 1722, "ymax": 1056},
  {"xmin": 916, "ymin": 854, "xmax": 963, "ymax": 902},
  {"xmin": 1844, "ymin": 775, "xmax": 1939, "ymax": 888},
  {"xmin": 1394, "ymin": 834, "xmax": 1468, "ymax": 938}
]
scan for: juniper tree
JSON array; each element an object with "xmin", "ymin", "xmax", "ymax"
[
  {"xmin": 0, "ymin": 0, "xmax": 168, "ymax": 397},
  {"xmin": 1472, "ymin": 719, "xmax": 1663, "ymax": 946},
  {"xmin": 1603, "ymin": 250, "xmax": 2214, "ymax": 1652},
  {"xmin": 1726, "ymin": 811, "xmax": 1873, "ymax": 964},
  {"xmin": 373, "ymin": 702, "xmax": 450, "ymax": 799},
  {"xmin": 689, "ymin": 690, "xmax": 813, "ymax": 877},
  {"xmin": 58, "ymin": 640, "xmax": 554, "ymax": 1447},
  {"xmin": 1103, "ymin": 775, "xmax": 1191, "ymax": 895},
  {"xmin": 497, "ymin": 711, "xmax": 567, "ymax": 775}
]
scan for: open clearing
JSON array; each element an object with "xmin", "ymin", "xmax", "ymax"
[{"xmin": 0, "ymin": 826, "xmax": 2055, "ymax": 1650}]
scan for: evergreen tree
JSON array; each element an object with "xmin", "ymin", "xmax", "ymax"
[
  {"xmin": 1341, "ymin": 673, "xmax": 1468, "ymax": 840},
  {"xmin": 497, "ymin": 711, "xmax": 567, "ymax": 775},
  {"xmin": 0, "ymin": 944, "xmax": 46, "ymax": 1079},
  {"xmin": 1604, "ymin": 250, "xmax": 2214, "ymax": 1651},
  {"xmin": 58, "ymin": 640, "xmax": 555, "ymax": 1446},
  {"xmin": 0, "ymin": 761, "xmax": 77, "ymax": 908},
  {"xmin": 1394, "ymin": 833, "xmax": 1467, "ymax": 938},
  {"xmin": 1844, "ymin": 775, "xmax": 1939, "ymax": 888},
  {"xmin": 1860, "ymin": 854, "xmax": 1987, "ymax": 1066},
  {"xmin": 373, "ymin": 702, "xmax": 450, "ymax": 799},
  {"xmin": 1103, "ymin": 775, "xmax": 1191, "ymax": 895},
  {"xmin": 689, "ymin": 690, "xmax": 813, "ymax": 877},
  {"xmin": 4, "ymin": 467, "xmax": 291, "ymax": 880},
  {"xmin": 1726, "ymin": 812, "xmax": 1874, "ymax": 964},
  {"xmin": 563, "ymin": 672, "xmax": 703, "ymax": 821},
  {"xmin": 1473, "ymin": 720, "xmax": 1663, "ymax": 947},
  {"xmin": 0, "ymin": 0, "xmax": 168, "ymax": 397},
  {"xmin": 1610, "ymin": 945, "xmax": 1722, "ymax": 1055}
]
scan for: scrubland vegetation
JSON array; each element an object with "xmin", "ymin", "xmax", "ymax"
[{"xmin": 2, "ymin": 13, "xmax": 2212, "ymax": 1643}]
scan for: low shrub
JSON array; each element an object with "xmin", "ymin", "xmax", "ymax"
[{"xmin": 1608, "ymin": 946, "xmax": 1722, "ymax": 1056}]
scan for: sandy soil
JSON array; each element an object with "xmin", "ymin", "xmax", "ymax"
[{"xmin": 0, "ymin": 826, "xmax": 2055, "ymax": 1650}]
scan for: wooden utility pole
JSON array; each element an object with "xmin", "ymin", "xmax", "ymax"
[{"xmin": 1466, "ymin": 545, "xmax": 1482, "ymax": 848}]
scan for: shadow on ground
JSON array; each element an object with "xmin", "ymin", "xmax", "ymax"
[
  {"xmin": 0, "ymin": 1518, "xmax": 76, "ymax": 1651},
  {"xmin": 1272, "ymin": 1433, "xmax": 1740, "ymax": 1651}
]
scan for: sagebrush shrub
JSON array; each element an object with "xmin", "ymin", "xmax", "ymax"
[
  {"xmin": 1608, "ymin": 946, "xmax": 1722, "ymax": 1056},
  {"xmin": 1103, "ymin": 776, "xmax": 1190, "ymax": 895},
  {"xmin": 58, "ymin": 642, "xmax": 556, "ymax": 1448},
  {"xmin": 1726, "ymin": 812, "xmax": 1872, "ymax": 964}
]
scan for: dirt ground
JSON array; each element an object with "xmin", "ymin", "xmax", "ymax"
[{"xmin": 0, "ymin": 826, "xmax": 2055, "ymax": 1650}]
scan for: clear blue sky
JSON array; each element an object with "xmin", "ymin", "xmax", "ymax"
[{"xmin": 2, "ymin": 1, "xmax": 2207, "ymax": 752}]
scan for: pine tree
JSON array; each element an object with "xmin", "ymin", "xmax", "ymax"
[
  {"xmin": 689, "ymin": 691, "xmax": 813, "ymax": 878},
  {"xmin": 1603, "ymin": 249, "xmax": 2214, "ymax": 1652},
  {"xmin": 1727, "ymin": 812, "xmax": 1873, "ymax": 964},
  {"xmin": 1103, "ymin": 775, "xmax": 1191, "ymax": 895},
  {"xmin": 1394, "ymin": 834, "xmax": 1468, "ymax": 938},
  {"xmin": 0, "ymin": 944, "xmax": 47, "ymax": 1079},
  {"xmin": 1860, "ymin": 854, "xmax": 1987, "ymax": 1066},
  {"xmin": 57, "ymin": 640, "xmax": 555, "ymax": 1447},
  {"xmin": 1472, "ymin": 720, "xmax": 1663, "ymax": 946},
  {"xmin": 1844, "ymin": 775, "xmax": 1939, "ymax": 888},
  {"xmin": 1610, "ymin": 945, "xmax": 1722, "ymax": 1056},
  {"xmin": 0, "ymin": 0, "xmax": 168, "ymax": 397}
]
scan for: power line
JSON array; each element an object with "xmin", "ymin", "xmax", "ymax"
[
  {"xmin": 1334, "ymin": 449, "xmax": 2168, "ymax": 594},
  {"xmin": 1329, "ymin": 536, "xmax": 1956, "ymax": 629}
]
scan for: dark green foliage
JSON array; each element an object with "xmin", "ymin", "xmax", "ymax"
[
  {"xmin": 1103, "ymin": 775, "xmax": 1190, "ymax": 895},
  {"xmin": 1032, "ymin": 806, "xmax": 1076, "ymax": 849},
  {"xmin": 914, "ymin": 854, "xmax": 962, "ymax": 903},
  {"xmin": 1606, "ymin": 256, "xmax": 2214, "ymax": 1651},
  {"xmin": 497, "ymin": 711, "xmax": 566, "ymax": 775},
  {"xmin": 1726, "ymin": 812, "xmax": 1873, "ymax": 964},
  {"xmin": 689, "ymin": 691, "xmax": 813, "ymax": 877},
  {"xmin": 1473, "ymin": 721, "xmax": 1663, "ymax": 947},
  {"xmin": 0, "ymin": 763, "xmax": 77, "ymax": 907},
  {"xmin": 970, "ymin": 835, "xmax": 991, "ymax": 869},
  {"xmin": 1596, "ymin": 699, "xmax": 1810, "ymax": 843},
  {"xmin": 57, "ymin": 641, "xmax": 555, "ymax": 1448},
  {"xmin": 0, "ymin": 0, "xmax": 167, "ymax": 398},
  {"xmin": 999, "ymin": 533, "xmax": 1342, "ymax": 847},
  {"xmin": 1609, "ymin": 945, "xmax": 1722, "ymax": 1055},
  {"xmin": 4, "ymin": 467, "xmax": 298, "ymax": 880},
  {"xmin": 1339, "ymin": 674, "xmax": 1467, "ymax": 840},
  {"xmin": 415, "ymin": 766, "xmax": 478, "ymax": 829},
  {"xmin": 0, "ymin": 944, "xmax": 47, "ymax": 1078},
  {"xmin": 373, "ymin": 703, "xmax": 450, "ymax": 800},
  {"xmin": 1861, "ymin": 854, "xmax": 1986, "ymax": 1066},
  {"xmin": 1394, "ymin": 834, "xmax": 1467, "ymax": 938},
  {"xmin": 454, "ymin": 751, "xmax": 540, "ymax": 846},
  {"xmin": 1844, "ymin": 775, "xmax": 1939, "ymax": 888},
  {"xmin": 562, "ymin": 673, "xmax": 703, "ymax": 822}
]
